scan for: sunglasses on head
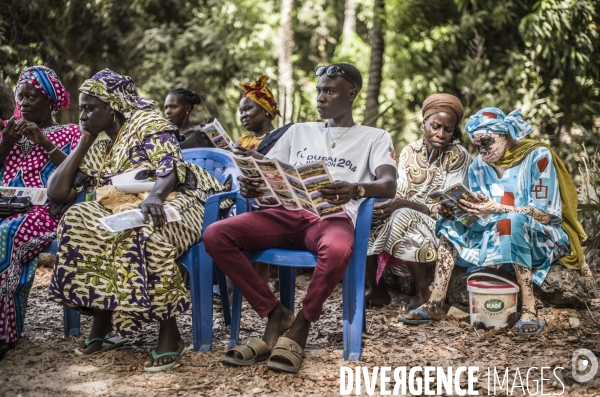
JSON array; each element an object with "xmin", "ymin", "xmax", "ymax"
[{"xmin": 315, "ymin": 65, "xmax": 355, "ymax": 88}]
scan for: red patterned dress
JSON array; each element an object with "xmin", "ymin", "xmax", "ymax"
[{"xmin": 0, "ymin": 123, "xmax": 81, "ymax": 344}]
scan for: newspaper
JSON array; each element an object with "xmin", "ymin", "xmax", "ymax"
[
  {"xmin": 201, "ymin": 118, "xmax": 235, "ymax": 151},
  {"xmin": 427, "ymin": 183, "xmax": 481, "ymax": 226},
  {"xmin": 233, "ymin": 156, "xmax": 345, "ymax": 218},
  {"xmin": 0, "ymin": 187, "xmax": 47, "ymax": 205},
  {"xmin": 99, "ymin": 205, "xmax": 182, "ymax": 233}
]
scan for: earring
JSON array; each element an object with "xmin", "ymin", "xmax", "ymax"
[
  {"xmin": 186, "ymin": 112, "xmax": 189, "ymax": 115},
  {"xmin": 265, "ymin": 112, "xmax": 270, "ymax": 117},
  {"xmin": 113, "ymin": 113, "xmax": 116, "ymax": 123}
]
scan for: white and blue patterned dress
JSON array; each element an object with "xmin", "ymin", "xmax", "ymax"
[{"xmin": 436, "ymin": 146, "xmax": 570, "ymax": 286}]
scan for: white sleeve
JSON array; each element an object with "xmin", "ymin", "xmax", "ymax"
[
  {"xmin": 369, "ymin": 130, "xmax": 398, "ymax": 176},
  {"xmin": 264, "ymin": 125, "xmax": 294, "ymax": 163}
]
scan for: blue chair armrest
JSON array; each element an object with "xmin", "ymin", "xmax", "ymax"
[
  {"xmin": 354, "ymin": 198, "xmax": 376, "ymax": 238},
  {"xmin": 201, "ymin": 190, "xmax": 239, "ymax": 232}
]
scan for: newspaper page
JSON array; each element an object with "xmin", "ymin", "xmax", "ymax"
[
  {"xmin": 233, "ymin": 156, "xmax": 346, "ymax": 218},
  {"xmin": 427, "ymin": 183, "xmax": 480, "ymax": 226},
  {"xmin": 99, "ymin": 205, "xmax": 182, "ymax": 233},
  {"xmin": 0, "ymin": 187, "xmax": 47, "ymax": 205},
  {"xmin": 201, "ymin": 118, "xmax": 235, "ymax": 151}
]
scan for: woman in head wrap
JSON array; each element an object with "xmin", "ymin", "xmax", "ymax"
[
  {"xmin": 366, "ymin": 94, "xmax": 471, "ymax": 308},
  {"xmin": 163, "ymin": 88, "xmax": 212, "ymax": 149},
  {"xmin": 0, "ymin": 66, "xmax": 80, "ymax": 359},
  {"xmin": 47, "ymin": 69, "xmax": 229, "ymax": 371},
  {"xmin": 234, "ymin": 76, "xmax": 294, "ymax": 283},
  {"xmin": 400, "ymin": 107, "xmax": 585, "ymax": 335},
  {"xmin": 234, "ymin": 75, "xmax": 293, "ymax": 159}
]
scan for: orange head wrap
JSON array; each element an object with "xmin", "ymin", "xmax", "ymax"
[{"xmin": 239, "ymin": 75, "xmax": 281, "ymax": 120}]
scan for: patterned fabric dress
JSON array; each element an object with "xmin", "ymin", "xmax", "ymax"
[
  {"xmin": 48, "ymin": 110, "xmax": 227, "ymax": 336},
  {"xmin": 0, "ymin": 123, "xmax": 81, "ymax": 344},
  {"xmin": 368, "ymin": 139, "xmax": 471, "ymax": 277},
  {"xmin": 436, "ymin": 147, "xmax": 570, "ymax": 286}
]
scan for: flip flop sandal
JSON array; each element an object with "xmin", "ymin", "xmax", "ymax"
[
  {"xmin": 512, "ymin": 320, "xmax": 546, "ymax": 337},
  {"xmin": 397, "ymin": 309, "xmax": 433, "ymax": 325},
  {"xmin": 266, "ymin": 336, "xmax": 304, "ymax": 373},
  {"xmin": 74, "ymin": 336, "xmax": 129, "ymax": 357},
  {"xmin": 221, "ymin": 337, "xmax": 271, "ymax": 366},
  {"xmin": 144, "ymin": 346, "xmax": 190, "ymax": 373}
]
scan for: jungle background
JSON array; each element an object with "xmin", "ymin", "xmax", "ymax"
[{"xmin": 3, "ymin": 0, "xmax": 600, "ymax": 242}]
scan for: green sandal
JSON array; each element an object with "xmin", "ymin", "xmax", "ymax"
[
  {"xmin": 144, "ymin": 346, "xmax": 189, "ymax": 373},
  {"xmin": 74, "ymin": 336, "xmax": 129, "ymax": 357}
]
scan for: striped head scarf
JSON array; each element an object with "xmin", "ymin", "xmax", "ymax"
[
  {"xmin": 465, "ymin": 107, "xmax": 533, "ymax": 140},
  {"xmin": 239, "ymin": 75, "xmax": 281, "ymax": 120},
  {"xmin": 78, "ymin": 69, "xmax": 156, "ymax": 118},
  {"xmin": 14, "ymin": 66, "xmax": 70, "ymax": 120}
]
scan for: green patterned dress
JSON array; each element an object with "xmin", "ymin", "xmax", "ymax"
[{"xmin": 48, "ymin": 109, "xmax": 227, "ymax": 336}]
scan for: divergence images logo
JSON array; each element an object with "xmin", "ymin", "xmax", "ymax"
[{"xmin": 572, "ymin": 349, "xmax": 598, "ymax": 383}]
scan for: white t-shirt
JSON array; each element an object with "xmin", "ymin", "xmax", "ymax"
[{"xmin": 266, "ymin": 122, "xmax": 397, "ymax": 222}]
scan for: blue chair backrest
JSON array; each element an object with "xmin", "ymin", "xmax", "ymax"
[{"xmin": 182, "ymin": 148, "xmax": 241, "ymax": 190}]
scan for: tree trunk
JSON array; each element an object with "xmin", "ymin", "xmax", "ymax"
[
  {"xmin": 342, "ymin": 0, "xmax": 356, "ymax": 41},
  {"xmin": 363, "ymin": 0, "xmax": 385, "ymax": 125},
  {"xmin": 277, "ymin": 0, "xmax": 294, "ymax": 126},
  {"xmin": 0, "ymin": 76, "xmax": 15, "ymax": 121}
]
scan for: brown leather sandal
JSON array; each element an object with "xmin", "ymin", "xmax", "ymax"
[
  {"xmin": 266, "ymin": 336, "xmax": 304, "ymax": 373},
  {"xmin": 221, "ymin": 337, "xmax": 270, "ymax": 366}
]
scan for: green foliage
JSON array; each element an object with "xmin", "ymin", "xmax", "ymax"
[{"xmin": 0, "ymin": 0, "xmax": 598, "ymax": 159}]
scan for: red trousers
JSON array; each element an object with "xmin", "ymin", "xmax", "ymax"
[{"xmin": 203, "ymin": 207, "xmax": 355, "ymax": 322}]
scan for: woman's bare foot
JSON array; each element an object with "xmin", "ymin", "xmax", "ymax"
[
  {"xmin": 403, "ymin": 300, "xmax": 446, "ymax": 321},
  {"xmin": 516, "ymin": 307, "xmax": 539, "ymax": 333},
  {"xmin": 144, "ymin": 317, "xmax": 184, "ymax": 369},
  {"xmin": 78, "ymin": 309, "xmax": 113, "ymax": 355},
  {"xmin": 262, "ymin": 302, "xmax": 295, "ymax": 350},
  {"xmin": 408, "ymin": 287, "xmax": 432, "ymax": 309}
]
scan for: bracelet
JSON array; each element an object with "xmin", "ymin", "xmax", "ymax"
[{"xmin": 47, "ymin": 146, "xmax": 58, "ymax": 155}]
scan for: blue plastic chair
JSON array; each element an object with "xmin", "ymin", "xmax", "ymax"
[
  {"xmin": 59, "ymin": 148, "xmax": 241, "ymax": 351},
  {"xmin": 199, "ymin": 197, "xmax": 376, "ymax": 360}
]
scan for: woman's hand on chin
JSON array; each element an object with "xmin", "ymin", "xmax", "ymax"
[{"xmin": 139, "ymin": 194, "xmax": 167, "ymax": 230}]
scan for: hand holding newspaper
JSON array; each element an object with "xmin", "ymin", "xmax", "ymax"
[
  {"xmin": 233, "ymin": 156, "xmax": 346, "ymax": 218},
  {"xmin": 99, "ymin": 205, "xmax": 182, "ymax": 233},
  {"xmin": 201, "ymin": 119, "xmax": 235, "ymax": 151},
  {"xmin": 427, "ymin": 183, "xmax": 481, "ymax": 226}
]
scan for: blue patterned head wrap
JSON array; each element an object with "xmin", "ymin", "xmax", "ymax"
[
  {"xmin": 464, "ymin": 107, "xmax": 533, "ymax": 140},
  {"xmin": 14, "ymin": 65, "xmax": 70, "ymax": 119}
]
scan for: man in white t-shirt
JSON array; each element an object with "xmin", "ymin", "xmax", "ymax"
[{"xmin": 204, "ymin": 63, "xmax": 397, "ymax": 373}]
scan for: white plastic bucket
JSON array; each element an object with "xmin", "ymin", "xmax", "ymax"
[{"xmin": 467, "ymin": 273, "xmax": 519, "ymax": 328}]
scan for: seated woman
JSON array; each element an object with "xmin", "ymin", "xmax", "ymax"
[
  {"xmin": 0, "ymin": 66, "xmax": 80, "ymax": 360},
  {"xmin": 234, "ymin": 76, "xmax": 293, "ymax": 282},
  {"xmin": 366, "ymin": 94, "xmax": 471, "ymax": 308},
  {"xmin": 400, "ymin": 107, "xmax": 586, "ymax": 335},
  {"xmin": 47, "ymin": 69, "xmax": 228, "ymax": 371},
  {"xmin": 164, "ymin": 88, "xmax": 212, "ymax": 149},
  {"xmin": 234, "ymin": 75, "xmax": 292, "ymax": 159}
]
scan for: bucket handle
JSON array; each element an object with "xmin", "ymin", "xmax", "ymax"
[{"xmin": 467, "ymin": 273, "xmax": 520, "ymax": 291}]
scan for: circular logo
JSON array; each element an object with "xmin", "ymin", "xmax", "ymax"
[
  {"xmin": 484, "ymin": 299, "xmax": 505, "ymax": 313},
  {"xmin": 572, "ymin": 348, "xmax": 598, "ymax": 383}
]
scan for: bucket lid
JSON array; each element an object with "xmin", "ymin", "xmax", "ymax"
[
  {"xmin": 467, "ymin": 272, "xmax": 519, "ymax": 290},
  {"xmin": 467, "ymin": 278, "xmax": 517, "ymax": 289}
]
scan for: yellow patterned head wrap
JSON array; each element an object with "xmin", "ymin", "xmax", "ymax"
[{"xmin": 239, "ymin": 75, "xmax": 281, "ymax": 120}]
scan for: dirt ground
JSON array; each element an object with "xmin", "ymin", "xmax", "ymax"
[{"xmin": 0, "ymin": 266, "xmax": 599, "ymax": 397}]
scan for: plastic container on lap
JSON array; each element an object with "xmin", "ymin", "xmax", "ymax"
[{"xmin": 467, "ymin": 273, "xmax": 519, "ymax": 328}]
